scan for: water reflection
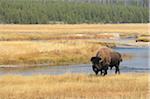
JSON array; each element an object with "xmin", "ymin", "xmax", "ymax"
[{"xmin": 114, "ymin": 47, "xmax": 149, "ymax": 69}]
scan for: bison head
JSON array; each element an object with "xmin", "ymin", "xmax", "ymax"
[{"xmin": 90, "ymin": 57, "xmax": 102, "ymax": 69}]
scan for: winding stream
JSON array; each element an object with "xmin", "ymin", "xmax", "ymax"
[{"xmin": 0, "ymin": 47, "xmax": 149, "ymax": 76}]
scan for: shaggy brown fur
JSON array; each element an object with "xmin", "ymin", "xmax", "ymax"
[
  {"xmin": 96, "ymin": 47, "xmax": 112, "ymax": 66},
  {"xmin": 109, "ymin": 51, "xmax": 122, "ymax": 74}
]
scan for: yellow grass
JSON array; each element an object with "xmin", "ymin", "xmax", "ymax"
[
  {"xmin": 0, "ymin": 24, "xmax": 148, "ymax": 40},
  {"xmin": 0, "ymin": 40, "xmax": 101, "ymax": 66},
  {"xmin": 0, "ymin": 24, "xmax": 148, "ymax": 33},
  {"xmin": 0, "ymin": 40, "xmax": 132, "ymax": 66},
  {"xmin": 0, "ymin": 73, "xmax": 149, "ymax": 99}
]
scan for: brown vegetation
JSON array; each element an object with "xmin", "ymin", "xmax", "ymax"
[
  {"xmin": 0, "ymin": 73, "xmax": 148, "ymax": 99},
  {"xmin": 135, "ymin": 33, "xmax": 150, "ymax": 42}
]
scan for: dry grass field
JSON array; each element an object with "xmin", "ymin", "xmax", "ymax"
[
  {"xmin": 0, "ymin": 73, "xmax": 149, "ymax": 99},
  {"xmin": 0, "ymin": 24, "xmax": 148, "ymax": 66},
  {"xmin": 0, "ymin": 24, "xmax": 149, "ymax": 41},
  {"xmin": 0, "ymin": 40, "xmax": 100, "ymax": 65},
  {"xmin": 0, "ymin": 24, "xmax": 148, "ymax": 34}
]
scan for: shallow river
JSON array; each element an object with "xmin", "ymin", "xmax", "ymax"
[{"xmin": 0, "ymin": 47, "xmax": 149, "ymax": 76}]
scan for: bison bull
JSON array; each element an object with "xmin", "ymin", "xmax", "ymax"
[{"xmin": 91, "ymin": 47, "xmax": 122, "ymax": 76}]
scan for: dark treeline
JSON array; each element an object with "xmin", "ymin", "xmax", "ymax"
[
  {"xmin": 65, "ymin": 0, "xmax": 149, "ymax": 7},
  {"xmin": 0, "ymin": 0, "xmax": 149, "ymax": 24}
]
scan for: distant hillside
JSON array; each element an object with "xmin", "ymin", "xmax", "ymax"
[{"xmin": 0, "ymin": 0, "xmax": 149, "ymax": 24}]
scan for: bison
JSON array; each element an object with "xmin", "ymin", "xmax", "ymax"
[{"xmin": 90, "ymin": 47, "xmax": 122, "ymax": 75}]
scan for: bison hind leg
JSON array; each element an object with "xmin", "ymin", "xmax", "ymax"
[
  {"xmin": 100, "ymin": 70, "xmax": 105, "ymax": 75},
  {"xmin": 115, "ymin": 66, "xmax": 120, "ymax": 74},
  {"xmin": 95, "ymin": 71, "xmax": 99, "ymax": 75},
  {"xmin": 103, "ymin": 69, "xmax": 108, "ymax": 76}
]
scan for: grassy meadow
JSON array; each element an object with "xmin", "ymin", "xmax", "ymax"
[
  {"xmin": 0, "ymin": 24, "xmax": 148, "ymax": 42},
  {"xmin": 0, "ymin": 24, "xmax": 149, "ymax": 66},
  {"xmin": 0, "ymin": 73, "xmax": 149, "ymax": 99},
  {"xmin": 0, "ymin": 40, "xmax": 101, "ymax": 66},
  {"xmin": 0, "ymin": 24, "xmax": 148, "ymax": 34},
  {"xmin": 0, "ymin": 24, "xmax": 149, "ymax": 99}
]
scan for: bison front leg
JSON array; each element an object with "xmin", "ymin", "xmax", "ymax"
[
  {"xmin": 95, "ymin": 71, "xmax": 99, "ymax": 75},
  {"xmin": 100, "ymin": 70, "xmax": 103, "ymax": 75},
  {"xmin": 92, "ymin": 65, "xmax": 99, "ymax": 75},
  {"xmin": 103, "ymin": 69, "xmax": 107, "ymax": 76},
  {"xmin": 103, "ymin": 66, "xmax": 108, "ymax": 76}
]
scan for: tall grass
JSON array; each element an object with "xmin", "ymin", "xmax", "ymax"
[
  {"xmin": 0, "ymin": 73, "xmax": 148, "ymax": 99},
  {"xmin": 0, "ymin": 40, "xmax": 100, "ymax": 66}
]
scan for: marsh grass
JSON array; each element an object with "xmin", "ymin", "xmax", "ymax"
[
  {"xmin": 0, "ymin": 32, "xmax": 122, "ymax": 41},
  {"xmin": 0, "ymin": 73, "xmax": 149, "ymax": 99},
  {"xmin": 136, "ymin": 37, "xmax": 150, "ymax": 42},
  {"xmin": 0, "ymin": 40, "xmax": 100, "ymax": 66},
  {"xmin": 136, "ymin": 33, "xmax": 150, "ymax": 42}
]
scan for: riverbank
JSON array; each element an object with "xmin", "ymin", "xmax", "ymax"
[
  {"xmin": 0, "ymin": 24, "xmax": 148, "ymax": 67},
  {"xmin": 0, "ymin": 73, "xmax": 149, "ymax": 99},
  {"xmin": 0, "ymin": 40, "xmax": 136, "ymax": 67},
  {"xmin": 0, "ymin": 40, "xmax": 102, "ymax": 66}
]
